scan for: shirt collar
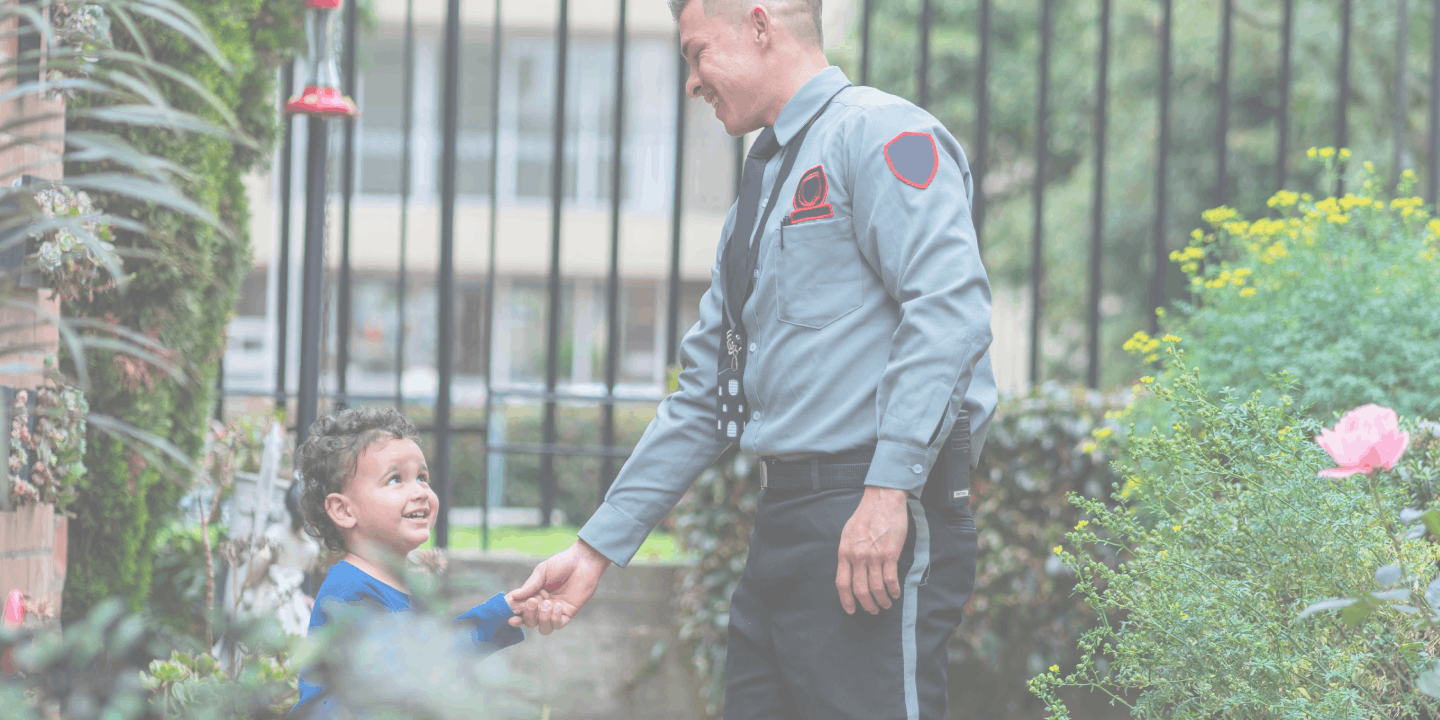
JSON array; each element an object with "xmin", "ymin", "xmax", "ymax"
[{"xmin": 771, "ymin": 66, "xmax": 851, "ymax": 147}]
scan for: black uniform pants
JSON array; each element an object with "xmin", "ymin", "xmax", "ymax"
[{"xmin": 722, "ymin": 482, "xmax": 978, "ymax": 720}]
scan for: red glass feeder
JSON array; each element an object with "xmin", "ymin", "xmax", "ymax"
[
  {"xmin": 286, "ymin": 0, "xmax": 357, "ymax": 116},
  {"xmin": 1, "ymin": 590, "xmax": 23, "ymax": 674}
]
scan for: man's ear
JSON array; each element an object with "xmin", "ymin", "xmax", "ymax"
[
  {"xmin": 326, "ymin": 492, "xmax": 358, "ymax": 530},
  {"xmin": 746, "ymin": 5, "xmax": 771, "ymax": 46}
]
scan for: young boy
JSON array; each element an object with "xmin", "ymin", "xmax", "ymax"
[{"xmin": 288, "ymin": 407, "xmax": 530, "ymax": 718}]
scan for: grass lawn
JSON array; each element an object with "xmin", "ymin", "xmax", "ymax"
[{"xmin": 419, "ymin": 524, "xmax": 691, "ymax": 563}]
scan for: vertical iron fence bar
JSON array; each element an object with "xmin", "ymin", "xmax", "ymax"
[
  {"xmin": 974, "ymin": 0, "xmax": 991, "ymax": 244},
  {"xmin": 666, "ymin": 38, "xmax": 687, "ymax": 367},
  {"xmin": 276, "ymin": 62, "xmax": 295, "ymax": 411},
  {"xmin": 1150, "ymin": 0, "xmax": 1173, "ymax": 335},
  {"xmin": 541, "ymin": 0, "xmax": 570, "ymax": 529},
  {"xmin": 337, "ymin": 0, "xmax": 357, "ymax": 410},
  {"xmin": 435, "ymin": 0, "xmax": 463, "ymax": 547},
  {"xmin": 1028, "ymin": 0, "xmax": 1052, "ymax": 386},
  {"xmin": 481, "ymin": 0, "xmax": 503, "ymax": 550},
  {"xmin": 215, "ymin": 358, "xmax": 224, "ymax": 420},
  {"xmin": 860, "ymin": 0, "xmax": 873, "ymax": 87},
  {"xmin": 1278, "ymin": 0, "xmax": 1294, "ymax": 191},
  {"xmin": 1336, "ymin": 0, "xmax": 1352, "ymax": 196},
  {"xmin": 1087, "ymin": 0, "xmax": 1111, "ymax": 390},
  {"xmin": 396, "ymin": 0, "xmax": 414, "ymax": 411},
  {"xmin": 296, "ymin": 116, "xmax": 331, "ymax": 447},
  {"xmin": 1216, "ymin": 0, "xmax": 1232, "ymax": 207},
  {"xmin": 602, "ymin": 0, "xmax": 627, "ymax": 497},
  {"xmin": 1396, "ymin": 0, "xmax": 1411, "ymax": 186},
  {"xmin": 1431, "ymin": 0, "xmax": 1440, "ymax": 207},
  {"xmin": 918, "ymin": 0, "xmax": 932, "ymax": 108}
]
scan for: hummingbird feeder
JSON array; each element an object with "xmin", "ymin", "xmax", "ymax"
[{"xmin": 286, "ymin": 0, "xmax": 357, "ymax": 116}]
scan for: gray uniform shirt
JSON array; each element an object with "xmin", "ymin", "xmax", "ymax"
[{"xmin": 578, "ymin": 66, "xmax": 997, "ymax": 568}]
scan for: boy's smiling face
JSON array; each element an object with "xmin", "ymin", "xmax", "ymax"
[{"xmin": 326, "ymin": 436, "xmax": 438, "ymax": 559}]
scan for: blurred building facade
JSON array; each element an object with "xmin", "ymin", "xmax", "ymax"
[{"xmin": 227, "ymin": 0, "xmax": 1026, "ymax": 414}]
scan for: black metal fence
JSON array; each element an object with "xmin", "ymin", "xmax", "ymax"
[{"xmin": 221, "ymin": 0, "xmax": 1440, "ymax": 548}]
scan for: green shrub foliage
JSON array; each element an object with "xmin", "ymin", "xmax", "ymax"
[
  {"xmin": 61, "ymin": 0, "xmax": 304, "ymax": 621},
  {"xmin": 1161, "ymin": 156, "xmax": 1440, "ymax": 420},
  {"xmin": 1031, "ymin": 347, "xmax": 1440, "ymax": 718}
]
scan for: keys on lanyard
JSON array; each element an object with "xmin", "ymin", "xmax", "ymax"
[{"xmin": 716, "ymin": 328, "xmax": 746, "ymax": 441}]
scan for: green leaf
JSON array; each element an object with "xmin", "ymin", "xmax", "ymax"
[
  {"xmin": 1420, "ymin": 509, "xmax": 1440, "ymax": 539},
  {"xmin": 1418, "ymin": 667, "xmax": 1440, "ymax": 699},
  {"xmin": 1298, "ymin": 597, "xmax": 1357, "ymax": 619},
  {"xmin": 1340, "ymin": 599, "xmax": 1374, "ymax": 628},
  {"xmin": 1370, "ymin": 588, "xmax": 1410, "ymax": 602},
  {"xmin": 1376, "ymin": 564, "xmax": 1402, "ymax": 587}
]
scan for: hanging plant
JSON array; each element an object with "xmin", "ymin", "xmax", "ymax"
[
  {"xmin": 7, "ymin": 373, "xmax": 89, "ymax": 513},
  {"xmin": 29, "ymin": 184, "xmax": 118, "ymax": 302}
]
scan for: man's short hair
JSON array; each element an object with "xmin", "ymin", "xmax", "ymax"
[{"xmin": 668, "ymin": 0, "xmax": 823, "ymax": 49}]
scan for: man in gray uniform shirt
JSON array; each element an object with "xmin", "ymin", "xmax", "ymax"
[{"xmin": 509, "ymin": 1, "xmax": 997, "ymax": 717}]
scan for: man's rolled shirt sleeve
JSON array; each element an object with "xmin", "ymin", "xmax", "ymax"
[
  {"xmin": 843, "ymin": 106, "xmax": 994, "ymax": 494},
  {"xmin": 576, "ymin": 212, "xmax": 736, "ymax": 567}
]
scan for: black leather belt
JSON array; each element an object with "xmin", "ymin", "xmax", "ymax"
[{"xmin": 760, "ymin": 447, "xmax": 876, "ymax": 491}]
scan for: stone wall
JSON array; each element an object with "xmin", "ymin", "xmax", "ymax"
[{"xmin": 445, "ymin": 550, "xmax": 704, "ymax": 720}]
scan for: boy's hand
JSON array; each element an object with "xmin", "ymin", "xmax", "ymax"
[{"xmin": 506, "ymin": 539, "xmax": 611, "ymax": 634}]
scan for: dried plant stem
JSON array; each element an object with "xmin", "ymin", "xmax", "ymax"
[
  {"xmin": 201, "ymin": 471, "xmax": 228, "ymax": 652},
  {"xmin": 201, "ymin": 496, "xmax": 215, "ymax": 651}
]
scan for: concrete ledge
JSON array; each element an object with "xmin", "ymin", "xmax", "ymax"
[{"xmin": 444, "ymin": 551, "xmax": 703, "ymax": 720}]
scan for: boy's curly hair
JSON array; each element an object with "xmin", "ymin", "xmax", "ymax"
[{"xmin": 296, "ymin": 406, "xmax": 419, "ymax": 555}]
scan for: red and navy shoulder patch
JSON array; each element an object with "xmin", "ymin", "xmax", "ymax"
[
  {"xmin": 789, "ymin": 164, "xmax": 834, "ymax": 224},
  {"xmin": 883, "ymin": 132, "xmax": 938, "ymax": 189}
]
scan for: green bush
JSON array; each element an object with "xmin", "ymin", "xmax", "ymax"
[
  {"xmin": 1031, "ymin": 348, "xmax": 1440, "ymax": 718},
  {"xmin": 1159, "ymin": 152, "xmax": 1440, "ymax": 421},
  {"xmin": 62, "ymin": 0, "xmax": 304, "ymax": 622}
]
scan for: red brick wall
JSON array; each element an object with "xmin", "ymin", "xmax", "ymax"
[{"xmin": 0, "ymin": 10, "xmax": 67, "ymax": 624}]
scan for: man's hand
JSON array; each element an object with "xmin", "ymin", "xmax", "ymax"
[
  {"xmin": 836, "ymin": 486, "xmax": 910, "ymax": 615},
  {"xmin": 507, "ymin": 538, "xmax": 612, "ymax": 634}
]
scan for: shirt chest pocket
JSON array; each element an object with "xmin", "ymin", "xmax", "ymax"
[{"xmin": 774, "ymin": 215, "xmax": 864, "ymax": 329}]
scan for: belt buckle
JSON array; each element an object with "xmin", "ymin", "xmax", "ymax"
[{"xmin": 760, "ymin": 459, "xmax": 770, "ymax": 488}]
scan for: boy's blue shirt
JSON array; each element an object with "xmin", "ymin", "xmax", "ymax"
[{"xmin": 289, "ymin": 560, "xmax": 525, "ymax": 718}]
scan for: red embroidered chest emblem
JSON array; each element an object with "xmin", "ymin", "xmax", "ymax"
[{"xmin": 789, "ymin": 164, "xmax": 834, "ymax": 224}]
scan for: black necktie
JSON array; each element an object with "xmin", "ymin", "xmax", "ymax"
[
  {"xmin": 716, "ymin": 128, "xmax": 780, "ymax": 442},
  {"xmin": 722, "ymin": 127, "xmax": 781, "ymax": 325}
]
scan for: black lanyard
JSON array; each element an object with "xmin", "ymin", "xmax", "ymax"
[{"xmin": 724, "ymin": 86, "xmax": 849, "ymax": 332}]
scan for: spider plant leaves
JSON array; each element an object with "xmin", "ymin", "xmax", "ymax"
[
  {"xmin": 61, "ymin": 131, "xmax": 196, "ymax": 182},
  {"xmin": 62, "ymin": 173, "xmax": 230, "ymax": 241}
]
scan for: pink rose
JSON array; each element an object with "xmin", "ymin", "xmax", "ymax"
[
  {"xmin": 2, "ymin": 590, "xmax": 23, "ymax": 628},
  {"xmin": 1315, "ymin": 404, "xmax": 1410, "ymax": 478}
]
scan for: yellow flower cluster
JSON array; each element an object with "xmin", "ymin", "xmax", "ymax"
[
  {"xmin": 1169, "ymin": 246, "xmax": 1205, "ymax": 264},
  {"xmin": 1091, "ymin": 427, "xmax": 1113, "ymax": 438},
  {"xmin": 1161, "ymin": 334, "xmax": 1181, "ymax": 342},
  {"xmin": 1119, "ymin": 475, "xmax": 1142, "ymax": 499},
  {"xmin": 1391, "ymin": 196, "xmax": 1425, "ymax": 218},
  {"xmin": 1266, "ymin": 190, "xmax": 1299, "ymax": 208},
  {"xmin": 1074, "ymin": 520, "xmax": 1089, "ymax": 531},
  {"xmin": 1123, "ymin": 330, "xmax": 1161, "ymax": 362},
  {"xmin": 1201, "ymin": 206, "xmax": 1239, "ymax": 227},
  {"xmin": 1306, "ymin": 146, "xmax": 1350, "ymax": 160}
]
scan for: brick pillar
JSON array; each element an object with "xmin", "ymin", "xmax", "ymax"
[{"xmin": 0, "ymin": 8, "xmax": 67, "ymax": 624}]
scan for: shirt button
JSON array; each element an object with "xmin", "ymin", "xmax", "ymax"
[
  {"xmin": 748, "ymin": 342, "xmax": 757, "ymax": 353},
  {"xmin": 752, "ymin": 411, "xmax": 760, "ymax": 422},
  {"xmin": 911, "ymin": 464, "xmax": 924, "ymax": 474},
  {"xmin": 753, "ymin": 269, "xmax": 760, "ymax": 279}
]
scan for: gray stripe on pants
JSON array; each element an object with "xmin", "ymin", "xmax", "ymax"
[{"xmin": 903, "ymin": 497, "xmax": 931, "ymax": 720}]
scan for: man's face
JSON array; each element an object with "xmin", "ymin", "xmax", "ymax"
[
  {"xmin": 680, "ymin": 1, "xmax": 764, "ymax": 136},
  {"xmin": 330, "ymin": 437, "xmax": 439, "ymax": 558}
]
